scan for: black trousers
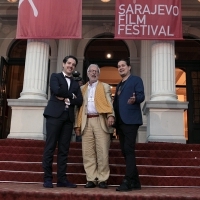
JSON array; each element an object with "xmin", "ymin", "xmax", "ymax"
[
  {"xmin": 117, "ymin": 123, "xmax": 140, "ymax": 183},
  {"xmin": 42, "ymin": 111, "xmax": 73, "ymax": 182}
]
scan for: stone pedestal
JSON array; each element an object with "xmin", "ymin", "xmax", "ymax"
[
  {"xmin": 143, "ymin": 101, "xmax": 188, "ymax": 143},
  {"xmin": 7, "ymin": 99, "xmax": 47, "ymax": 140}
]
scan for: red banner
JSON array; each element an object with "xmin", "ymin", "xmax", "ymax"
[
  {"xmin": 16, "ymin": 0, "xmax": 82, "ymax": 39},
  {"xmin": 115, "ymin": 0, "xmax": 182, "ymax": 40}
]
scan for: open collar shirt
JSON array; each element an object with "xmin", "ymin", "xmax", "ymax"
[{"xmin": 87, "ymin": 80, "xmax": 98, "ymax": 114}]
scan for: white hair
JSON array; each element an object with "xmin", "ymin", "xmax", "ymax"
[{"xmin": 87, "ymin": 64, "xmax": 100, "ymax": 73}]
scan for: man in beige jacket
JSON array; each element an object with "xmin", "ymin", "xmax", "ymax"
[{"xmin": 74, "ymin": 64, "xmax": 115, "ymax": 189}]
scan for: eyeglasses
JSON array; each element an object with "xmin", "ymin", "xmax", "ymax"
[{"xmin": 88, "ymin": 70, "xmax": 99, "ymax": 74}]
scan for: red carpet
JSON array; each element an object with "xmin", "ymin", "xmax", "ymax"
[
  {"xmin": 0, "ymin": 139, "xmax": 200, "ymax": 199},
  {"xmin": 1, "ymin": 183, "xmax": 200, "ymax": 200}
]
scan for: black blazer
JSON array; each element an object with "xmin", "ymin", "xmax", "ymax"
[{"xmin": 44, "ymin": 72, "xmax": 83, "ymax": 122}]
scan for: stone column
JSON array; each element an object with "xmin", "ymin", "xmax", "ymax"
[
  {"xmin": 20, "ymin": 39, "xmax": 49, "ymax": 100},
  {"xmin": 143, "ymin": 40, "xmax": 188, "ymax": 144},
  {"xmin": 42, "ymin": 56, "xmax": 57, "ymax": 139},
  {"xmin": 48, "ymin": 57, "xmax": 57, "ymax": 98},
  {"xmin": 151, "ymin": 40, "xmax": 177, "ymax": 101},
  {"xmin": 139, "ymin": 40, "xmax": 152, "ymax": 143},
  {"xmin": 130, "ymin": 58, "xmax": 140, "ymax": 76},
  {"xmin": 7, "ymin": 39, "xmax": 49, "ymax": 140},
  {"xmin": 56, "ymin": 39, "xmax": 76, "ymax": 141},
  {"xmin": 76, "ymin": 56, "xmax": 84, "ymax": 77},
  {"xmin": 141, "ymin": 40, "xmax": 152, "ymax": 102},
  {"xmin": 56, "ymin": 39, "xmax": 75, "ymax": 73}
]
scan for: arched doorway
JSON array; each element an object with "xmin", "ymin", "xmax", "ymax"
[
  {"xmin": 1, "ymin": 40, "xmax": 26, "ymax": 138},
  {"xmin": 83, "ymin": 34, "xmax": 130, "ymax": 94},
  {"xmin": 175, "ymin": 37, "xmax": 200, "ymax": 143},
  {"xmin": 7, "ymin": 40, "xmax": 27, "ymax": 99}
]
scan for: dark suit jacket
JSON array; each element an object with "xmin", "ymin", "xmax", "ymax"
[
  {"xmin": 113, "ymin": 75, "xmax": 145, "ymax": 125},
  {"xmin": 44, "ymin": 72, "xmax": 83, "ymax": 122}
]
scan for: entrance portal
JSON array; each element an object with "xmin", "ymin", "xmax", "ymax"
[
  {"xmin": 4, "ymin": 40, "xmax": 26, "ymax": 138},
  {"xmin": 175, "ymin": 37, "xmax": 200, "ymax": 143},
  {"xmin": 83, "ymin": 34, "xmax": 129, "ymax": 95}
]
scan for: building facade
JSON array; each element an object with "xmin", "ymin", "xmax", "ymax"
[{"xmin": 0, "ymin": 0, "xmax": 199, "ymax": 143}]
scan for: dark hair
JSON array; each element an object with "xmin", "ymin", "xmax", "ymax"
[
  {"xmin": 118, "ymin": 58, "xmax": 130, "ymax": 66},
  {"xmin": 63, "ymin": 55, "xmax": 78, "ymax": 67}
]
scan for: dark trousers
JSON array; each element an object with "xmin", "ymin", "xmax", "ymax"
[
  {"xmin": 76, "ymin": 135, "xmax": 82, "ymax": 142},
  {"xmin": 42, "ymin": 111, "xmax": 73, "ymax": 182},
  {"xmin": 117, "ymin": 123, "xmax": 140, "ymax": 183}
]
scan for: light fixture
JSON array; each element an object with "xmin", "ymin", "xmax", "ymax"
[
  {"xmin": 101, "ymin": 0, "xmax": 110, "ymax": 2},
  {"xmin": 106, "ymin": 53, "xmax": 112, "ymax": 59},
  {"xmin": 106, "ymin": 52, "xmax": 113, "ymax": 59},
  {"xmin": 7, "ymin": 0, "xmax": 18, "ymax": 2}
]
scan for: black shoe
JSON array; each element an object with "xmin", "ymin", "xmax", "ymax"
[
  {"xmin": 57, "ymin": 180, "xmax": 77, "ymax": 188},
  {"xmin": 131, "ymin": 182, "xmax": 141, "ymax": 190},
  {"xmin": 84, "ymin": 181, "xmax": 96, "ymax": 188},
  {"xmin": 131, "ymin": 178, "xmax": 141, "ymax": 190},
  {"xmin": 98, "ymin": 181, "xmax": 108, "ymax": 189},
  {"xmin": 116, "ymin": 179, "xmax": 132, "ymax": 192},
  {"xmin": 43, "ymin": 180, "xmax": 53, "ymax": 188}
]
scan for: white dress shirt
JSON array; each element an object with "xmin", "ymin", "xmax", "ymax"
[
  {"xmin": 62, "ymin": 72, "xmax": 72, "ymax": 107},
  {"xmin": 87, "ymin": 81, "xmax": 98, "ymax": 114},
  {"xmin": 62, "ymin": 72, "xmax": 71, "ymax": 88}
]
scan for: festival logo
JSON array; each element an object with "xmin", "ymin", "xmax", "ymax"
[{"xmin": 115, "ymin": 0, "xmax": 182, "ymax": 40}]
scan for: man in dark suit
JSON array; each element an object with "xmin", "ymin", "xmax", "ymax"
[
  {"xmin": 42, "ymin": 55, "xmax": 83, "ymax": 188},
  {"xmin": 113, "ymin": 59, "xmax": 145, "ymax": 192}
]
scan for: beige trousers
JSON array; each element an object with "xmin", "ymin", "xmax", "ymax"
[{"xmin": 82, "ymin": 117, "xmax": 111, "ymax": 183}]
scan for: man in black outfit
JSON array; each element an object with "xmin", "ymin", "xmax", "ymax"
[
  {"xmin": 113, "ymin": 59, "xmax": 145, "ymax": 192},
  {"xmin": 42, "ymin": 55, "xmax": 83, "ymax": 188}
]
